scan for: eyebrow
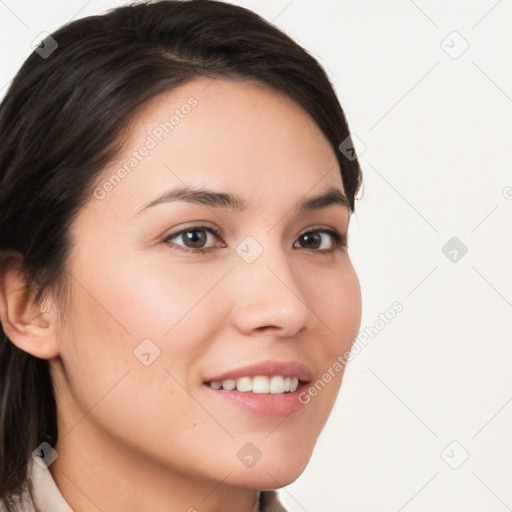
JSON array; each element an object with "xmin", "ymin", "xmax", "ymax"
[{"xmin": 135, "ymin": 184, "xmax": 350, "ymax": 217}]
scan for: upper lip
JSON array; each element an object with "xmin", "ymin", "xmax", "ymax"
[{"xmin": 204, "ymin": 360, "xmax": 313, "ymax": 383}]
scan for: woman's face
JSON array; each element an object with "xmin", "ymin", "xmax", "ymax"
[{"xmin": 50, "ymin": 78, "xmax": 362, "ymax": 490}]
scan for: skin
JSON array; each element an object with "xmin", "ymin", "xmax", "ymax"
[{"xmin": 0, "ymin": 78, "xmax": 361, "ymax": 512}]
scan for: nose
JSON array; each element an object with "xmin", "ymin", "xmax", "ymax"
[{"xmin": 228, "ymin": 240, "xmax": 316, "ymax": 339}]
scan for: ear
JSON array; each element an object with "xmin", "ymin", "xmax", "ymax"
[{"xmin": 0, "ymin": 253, "xmax": 60, "ymax": 359}]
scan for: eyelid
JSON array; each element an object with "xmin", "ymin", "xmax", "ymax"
[{"xmin": 165, "ymin": 222, "xmax": 222, "ymax": 238}]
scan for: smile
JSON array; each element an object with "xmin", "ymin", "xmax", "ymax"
[{"xmin": 201, "ymin": 360, "xmax": 313, "ymax": 416}]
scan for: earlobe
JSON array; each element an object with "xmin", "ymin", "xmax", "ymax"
[{"xmin": 0, "ymin": 255, "xmax": 60, "ymax": 359}]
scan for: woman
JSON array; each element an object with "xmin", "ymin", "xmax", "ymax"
[{"xmin": 0, "ymin": 1, "xmax": 362, "ymax": 510}]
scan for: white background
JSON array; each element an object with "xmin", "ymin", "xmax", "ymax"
[{"xmin": 1, "ymin": 1, "xmax": 511, "ymax": 510}]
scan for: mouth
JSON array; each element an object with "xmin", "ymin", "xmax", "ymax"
[{"xmin": 201, "ymin": 360, "xmax": 313, "ymax": 417}]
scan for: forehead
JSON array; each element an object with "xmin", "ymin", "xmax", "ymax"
[{"xmin": 92, "ymin": 77, "xmax": 344, "ymax": 213}]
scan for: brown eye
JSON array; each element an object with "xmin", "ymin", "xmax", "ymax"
[
  {"xmin": 180, "ymin": 230, "xmax": 208, "ymax": 248},
  {"xmin": 298, "ymin": 232, "xmax": 322, "ymax": 249},
  {"xmin": 293, "ymin": 229, "xmax": 346, "ymax": 252},
  {"xmin": 164, "ymin": 225, "xmax": 226, "ymax": 253}
]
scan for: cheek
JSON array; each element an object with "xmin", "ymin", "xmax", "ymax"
[
  {"xmin": 60, "ymin": 258, "xmax": 228, "ymax": 397},
  {"xmin": 56, "ymin": 272, "xmax": 221, "ymax": 464},
  {"xmin": 117, "ymin": 261, "xmax": 231, "ymax": 375},
  {"xmin": 72, "ymin": 250, "xmax": 225, "ymax": 339},
  {"xmin": 310, "ymin": 259, "xmax": 362, "ymax": 356},
  {"xmin": 311, "ymin": 262, "xmax": 361, "ymax": 401}
]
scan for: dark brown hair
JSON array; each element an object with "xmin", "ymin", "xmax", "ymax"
[{"xmin": 0, "ymin": 0, "xmax": 362, "ymax": 501}]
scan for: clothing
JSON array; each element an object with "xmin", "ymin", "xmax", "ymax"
[{"xmin": 0, "ymin": 458, "xmax": 288, "ymax": 511}]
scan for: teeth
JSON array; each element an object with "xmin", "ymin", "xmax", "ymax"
[
  {"xmin": 236, "ymin": 376, "xmax": 252, "ymax": 392},
  {"xmin": 269, "ymin": 376, "xmax": 284, "ymax": 394},
  {"xmin": 222, "ymin": 379, "xmax": 236, "ymax": 391},
  {"xmin": 252, "ymin": 375, "xmax": 269, "ymax": 393},
  {"xmin": 207, "ymin": 375, "xmax": 301, "ymax": 394}
]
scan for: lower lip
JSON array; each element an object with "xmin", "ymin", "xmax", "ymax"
[{"xmin": 202, "ymin": 382, "xmax": 310, "ymax": 417}]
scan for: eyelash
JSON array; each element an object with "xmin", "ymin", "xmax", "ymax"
[{"xmin": 163, "ymin": 224, "xmax": 347, "ymax": 254}]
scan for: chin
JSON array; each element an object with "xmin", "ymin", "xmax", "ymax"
[{"xmin": 227, "ymin": 448, "xmax": 312, "ymax": 490}]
